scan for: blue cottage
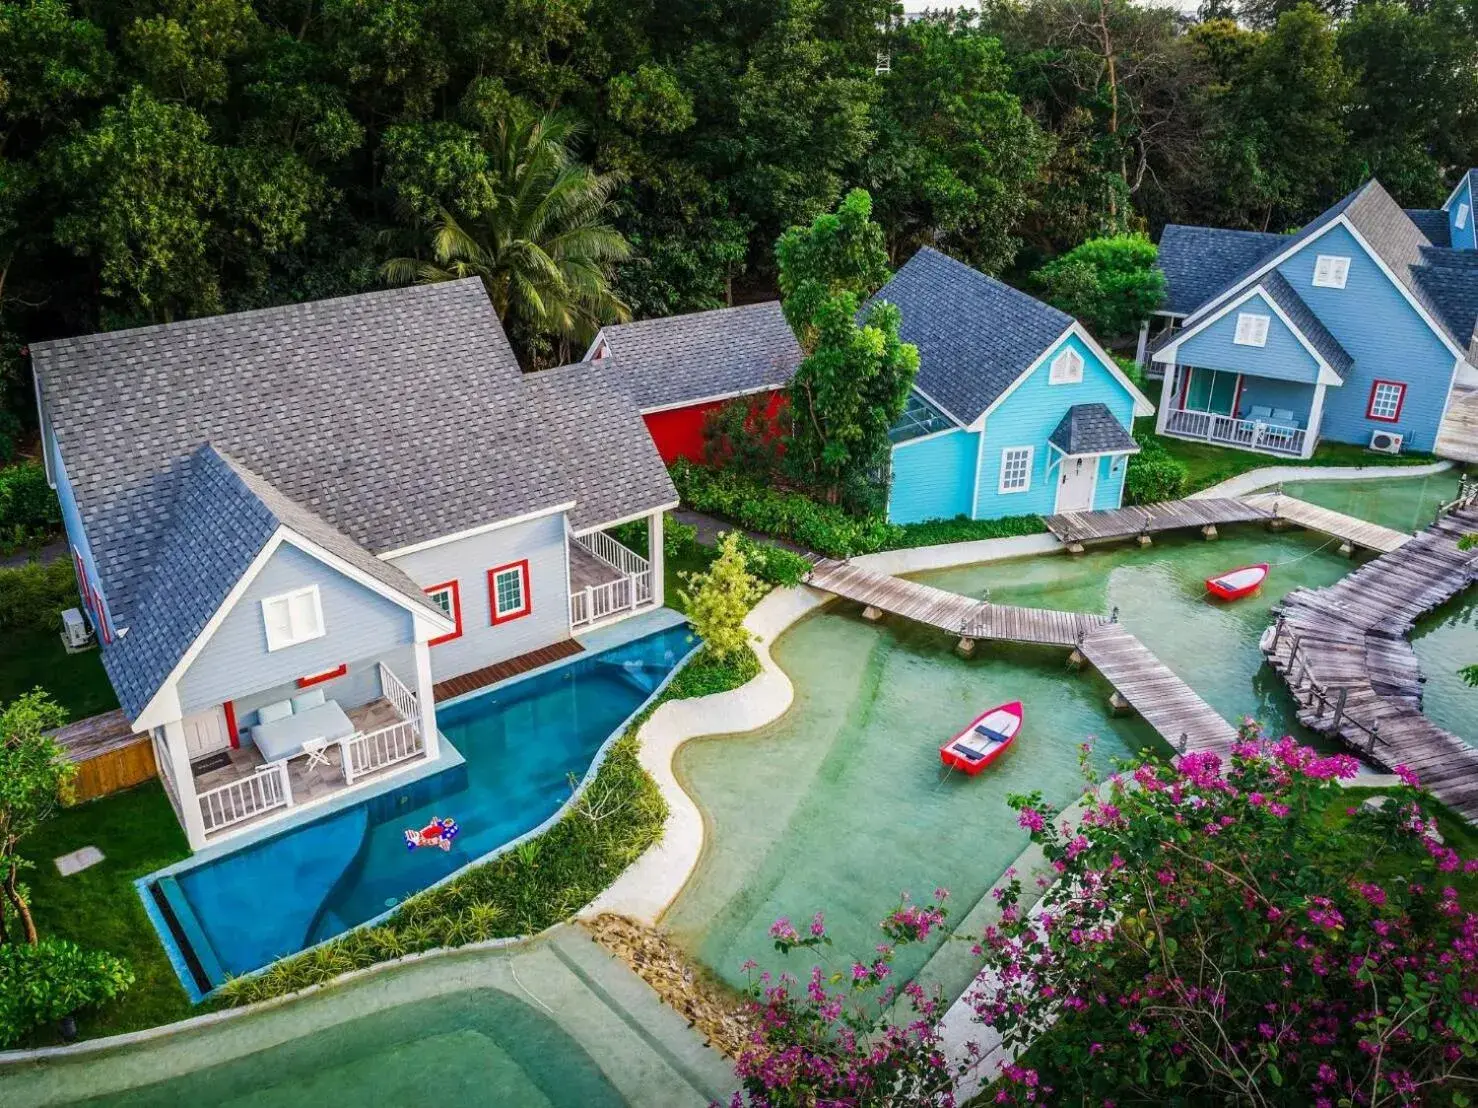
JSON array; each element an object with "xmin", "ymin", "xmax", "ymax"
[
  {"xmin": 1147, "ymin": 177, "xmax": 1478, "ymax": 463},
  {"xmin": 876, "ymin": 248, "xmax": 1155, "ymax": 524}
]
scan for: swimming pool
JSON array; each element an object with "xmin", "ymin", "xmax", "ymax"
[{"xmin": 145, "ymin": 624, "xmax": 696, "ymax": 994}]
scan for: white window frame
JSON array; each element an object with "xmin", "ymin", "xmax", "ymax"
[
  {"xmin": 1311, "ymin": 255, "xmax": 1350, "ymax": 289},
  {"xmin": 1458, "ymin": 203, "xmax": 1470, "ymax": 230},
  {"xmin": 1368, "ymin": 381, "xmax": 1405, "ymax": 421},
  {"xmin": 1048, "ymin": 347, "xmax": 1084, "ymax": 385},
  {"xmin": 1233, "ymin": 312, "xmax": 1270, "ymax": 347},
  {"xmin": 261, "ymin": 585, "xmax": 326, "ymax": 652},
  {"xmin": 998, "ymin": 446, "xmax": 1034, "ymax": 494},
  {"xmin": 489, "ymin": 562, "xmax": 532, "ymax": 623}
]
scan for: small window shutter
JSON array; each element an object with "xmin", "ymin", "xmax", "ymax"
[
  {"xmin": 289, "ymin": 589, "xmax": 322, "ymax": 639},
  {"xmin": 1459, "ymin": 203, "xmax": 1470, "ymax": 230},
  {"xmin": 1332, "ymin": 257, "xmax": 1350, "ymax": 286},
  {"xmin": 1235, "ymin": 314, "xmax": 1252, "ymax": 344},
  {"xmin": 1252, "ymin": 316, "xmax": 1270, "ymax": 345},
  {"xmin": 263, "ymin": 597, "xmax": 292, "ymax": 649},
  {"xmin": 1313, "ymin": 256, "xmax": 1331, "ymax": 285}
]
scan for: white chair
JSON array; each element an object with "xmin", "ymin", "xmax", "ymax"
[{"xmin": 302, "ymin": 736, "xmax": 333, "ymax": 773}]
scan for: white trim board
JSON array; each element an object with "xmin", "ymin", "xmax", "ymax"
[
  {"xmin": 378, "ymin": 501, "xmax": 576, "ymax": 560},
  {"xmin": 638, "ymin": 384, "xmax": 785, "ymax": 416}
]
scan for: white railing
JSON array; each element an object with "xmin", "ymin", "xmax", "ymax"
[
  {"xmin": 199, "ymin": 761, "xmax": 290, "ymax": 834},
  {"xmin": 378, "ymin": 661, "xmax": 418, "ymax": 722},
  {"xmin": 343, "ymin": 720, "xmax": 424, "ymax": 783},
  {"xmin": 1165, "ymin": 407, "xmax": 1306, "ymax": 457},
  {"xmin": 575, "ymin": 529, "xmax": 650, "ymax": 577},
  {"xmin": 570, "ymin": 569, "xmax": 653, "ymax": 629}
]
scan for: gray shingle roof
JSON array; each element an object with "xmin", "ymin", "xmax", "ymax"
[
  {"xmin": 524, "ymin": 364, "xmax": 678, "ymax": 532},
  {"xmin": 870, "ymin": 247, "xmax": 1072, "ymax": 425},
  {"xmin": 1258, "ymin": 271, "xmax": 1353, "ymax": 375},
  {"xmin": 35, "ymin": 279, "xmax": 676, "ymax": 717},
  {"xmin": 1406, "ymin": 208, "xmax": 1450, "ymax": 247},
  {"xmin": 594, "ymin": 302, "xmax": 801, "ymax": 410},
  {"xmin": 1048, "ymin": 403, "xmax": 1139, "ymax": 456},
  {"xmin": 1156, "ymin": 225, "xmax": 1289, "ymax": 316},
  {"xmin": 103, "ymin": 445, "xmax": 446, "ymax": 718},
  {"xmin": 1175, "ymin": 181, "xmax": 1471, "ymax": 356},
  {"xmin": 1412, "ymin": 246, "xmax": 1478, "ymax": 359}
]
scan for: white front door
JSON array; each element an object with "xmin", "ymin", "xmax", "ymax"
[
  {"xmin": 1055, "ymin": 456, "xmax": 1097, "ymax": 513},
  {"xmin": 182, "ymin": 707, "xmax": 230, "ymax": 760}
]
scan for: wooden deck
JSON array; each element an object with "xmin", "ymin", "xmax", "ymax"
[
  {"xmin": 1262, "ymin": 500, "xmax": 1478, "ymax": 820},
  {"xmin": 1243, "ymin": 491, "xmax": 1411, "ymax": 553},
  {"xmin": 1436, "ymin": 386, "xmax": 1478, "ymax": 463},
  {"xmin": 432, "ymin": 639, "xmax": 585, "ymax": 702},
  {"xmin": 804, "ymin": 558, "xmax": 1234, "ymax": 756},
  {"xmin": 1043, "ymin": 497, "xmax": 1271, "ymax": 546}
]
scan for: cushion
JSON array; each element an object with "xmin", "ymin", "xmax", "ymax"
[
  {"xmin": 292, "ymin": 688, "xmax": 326, "ymax": 713},
  {"xmin": 258, "ymin": 699, "xmax": 293, "ymax": 725}
]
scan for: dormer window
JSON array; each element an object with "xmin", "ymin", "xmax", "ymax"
[
  {"xmin": 1458, "ymin": 203, "xmax": 1470, "ymax": 230},
  {"xmin": 1048, "ymin": 347, "xmax": 1084, "ymax": 384},
  {"xmin": 1312, "ymin": 255, "xmax": 1350, "ymax": 289},
  {"xmin": 1233, "ymin": 313, "xmax": 1270, "ymax": 347}
]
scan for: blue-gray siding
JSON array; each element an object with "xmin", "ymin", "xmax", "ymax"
[
  {"xmin": 388, "ymin": 510, "xmax": 571, "ymax": 682},
  {"xmin": 1177, "ymin": 290, "xmax": 1323, "ymax": 384},
  {"xmin": 887, "ymin": 429, "xmax": 976, "ymax": 524},
  {"xmin": 1275, "ymin": 224, "xmax": 1455, "ymax": 451},
  {"xmin": 177, "ymin": 542, "xmax": 415, "ymax": 716},
  {"xmin": 230, "ymin": 644, "xmax": 419, "ymax": 738}
]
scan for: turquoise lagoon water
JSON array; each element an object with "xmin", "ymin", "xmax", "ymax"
[
  {"xmin": 147, "ymin": 625, "xmax": 695, "ymax": 993},
  {"xmin": 666, "ymin": 473, "xmax": 1476, "ymax": 990}
]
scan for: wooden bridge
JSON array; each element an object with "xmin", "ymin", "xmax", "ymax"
[
  {"xmin": 804, "ymin": 558, "xmax": 1237, "ymax": 756},
  {"xmin": 1044, "ymin": 491, "xmax": 1413, "ymax": 555},
  {"xmin": 1261, "ymin": 491, "xmax": 1478, "ymax": 819}
]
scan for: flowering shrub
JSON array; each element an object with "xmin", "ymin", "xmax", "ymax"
[
  {"xmin": 728, "ymin": 892, "xmax": 959, "ymax": 1107},
  {"xmin": 974, "ymin": 725, "xmax": 1478, "ymax": 1105}
]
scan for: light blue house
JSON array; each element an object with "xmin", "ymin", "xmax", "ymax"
[
  {"xmin": 1149, "ymin": 177, "xmax": 1478, "ymax": 462},
  {"xmin": 32, "ymin": 281, "xmax": 677, "ymax": 850},
  {"xmin": 876, "ymin": 248, "xmax": 1155, "ymax": 524}
]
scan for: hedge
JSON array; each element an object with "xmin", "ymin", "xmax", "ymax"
[
  {"xmin": 0, "ymin": 558, "xmax": 81, "ymax": 630},
  {"xmin": 1124, "ymin": 432, "xmax": 1189, "ymax": 504},
  {"xmin": 0, "ymin": 462, "xmax": 63, "ymax": 534},
  {"xmin": 670, "ymin": 459, "xmax": 1047, "ymax": 556}
]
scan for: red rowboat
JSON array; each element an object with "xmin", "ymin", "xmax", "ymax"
[
  {"xmin": 1206, "ymin": 562, "xmax": 1269, "ymax": 602},
  {"xmin": 940, "ymin": 701, "xmax": 1022, "ymax": 776}
]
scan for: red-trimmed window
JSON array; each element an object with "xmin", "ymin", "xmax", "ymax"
[
  {"xmin": 297, "ymin": 664, "xmax": 347, "ymax": 688},
  {"xmin": 1366, "ymin": 380, "xmax": 1406, "ymax": 423},
  {"xmin": 425, "ymin": 580, "xmax": 462, "ymax": 645},
  {"xmin": 488, "ymin": 560, "xmax": 532, "ymax": 625}
]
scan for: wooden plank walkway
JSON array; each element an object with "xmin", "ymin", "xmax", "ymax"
[
  {"xmin": 1044, "ymin": 498, "xmax": 1270, "ymax": 546},
  {"xmin": 1242, "ymin": 491, "xmax": 1411, "ymax": 554},
  {"xmin": 1261, "ymin": 500, "xmax": 1478, "ymax": 821},
  {"xmin": 432, "ymin": 639, "xmax": 584, "ymax": 702},
  {"xmin": 804, "ymin": 558, "xmax": 1235, "ymax": 756},
  {"xmin": 1080, "ymin": 625, "xmax": 1238, "ymax": 755}
]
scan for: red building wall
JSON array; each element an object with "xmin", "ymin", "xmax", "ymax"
[{"xmin": 642, "ymin": 389, "xmax": 786, "ymax": 465}]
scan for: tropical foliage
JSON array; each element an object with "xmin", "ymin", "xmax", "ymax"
[
  {"xmin": 976, "ymin": 728, "xmax": 1478, "ymax": 1105},
  {"xmin": 1031, "ymin": 234, "xmax": 1166, "ymax": 338},
  {"xmin": 678, "ymin": 532, "xmax": 764, "ymax": 662},
  {"xmin": 0, "ymin": 937, "xmax": 133, "ymax": 1045}
]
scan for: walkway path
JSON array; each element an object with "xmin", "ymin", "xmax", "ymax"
[
  {"xmin": 1243, "ymin": 490, "xmax": 1411, "ymax": 553},
  {"xmin": 1261, "ymin": 493, "xmax": 1478, "ymax": 820},
  {"xmin": 803, "ymin": 558, "xmax": 1237, "ymax": 757}
]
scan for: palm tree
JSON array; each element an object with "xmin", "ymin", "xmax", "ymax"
[{"xmin": 382, "ymin": 111, "xmax": 632, "ymax": 365}]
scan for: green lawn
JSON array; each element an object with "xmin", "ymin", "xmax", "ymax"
[
  {"xmin": 0, "ymin": 627, "xmax": 118, "ymax": 721},
  {"xmin": 1152, "ymin": 432, "xmax": 1439, "ymax": 496},
  {"xmin": 18, "ymin": 782, "xmax": 196, "ymax": 1043}
]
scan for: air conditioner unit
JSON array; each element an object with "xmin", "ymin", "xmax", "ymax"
[
  {"xmin": 1368, "ymin": 429, "xmax": 1404, "ymax": 455},
  {"xmin": 60, "ymin": 607, "xmax": 94, "ymax": 650}
]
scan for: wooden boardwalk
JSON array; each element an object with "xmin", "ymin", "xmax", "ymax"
[
  {"xmin": 804, "ymin": 558, "xmax": 1235, "ymax": 756},
  {"xmin": 1045, "ymin": 491, "xmax": 1414, "ymax": 554},
  {"xmin": 1261, "ymin": 499, "xmax": 1478, "ymax": 820},
  {"xmin": 1044, "ymin": 498, "xmax": 1270, "ymax": 546},
  {"xmin": 1242, "ymin": 491, "xmax": 1411, "ymax": 554}
]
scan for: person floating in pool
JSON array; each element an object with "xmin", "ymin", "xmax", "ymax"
[{"xmin": 405, "ymin": 816, "xmax": 459, "ymax": 852}]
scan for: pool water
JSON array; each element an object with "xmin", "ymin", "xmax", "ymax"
[
  {"xmin": 80, "ymin": 989, "xmax": 625, "ymax": 1107},
  {"xmin": 154, "ymin": 625, "xmax": 696, "ymax": 989},
  {"xmin": 667, "ymin": 477, "xmax": 1474, "ymax": 989}
]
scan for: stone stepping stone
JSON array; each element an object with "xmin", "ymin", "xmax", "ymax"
[{"xmin": 54, "ymin": 846, "xmax": 104, "ymax": 876}]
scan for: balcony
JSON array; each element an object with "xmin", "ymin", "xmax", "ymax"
[
  {"xmin": 1164, "ymin": 408, "xmax": 1307, "ymax": 458},
  {"xmin": 568, "ymin": 529, "xmax": 655, "ymax": 630}
]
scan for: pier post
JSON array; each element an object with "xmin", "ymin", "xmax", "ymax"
[
  {"xmin": 1202, "ymin": 524, "xmax": 1218, "ymax": 541},
  {"xmin": 1067, "ymin": 542, "xmax": 1085, "ymax": 555},
  {"xmin": 1331, "ymin": 686, "xmax": 1347, "ymax": 731},
  {"xmin": 1067, "ymin": 648, "xmax": 1085, "ymax": 669},
  {"xmin": 1108, "ymin": 690, "xmax": 1130, "ymax": 714},
  {"xmin": 1177, "ymin": 733, "xmax": 1189, "ymax": 755},
  {"xmin": 1137, "ymin": 533, "xmax": 1153, "ymax": 547},
  {"xmin": 956, "ymin": 637, "xmax": 976, "ymax": 658},
  {"xmin": 1365, "ymin": 724, "xmax": 1378, "ymax": 757},
  {"xmin": 1338, "ymin": 541, "xmax": 1354, "ymax": 557},
  {"xmin": 861, "ymin": 605, "xmax": 883, "ymax": 622}
]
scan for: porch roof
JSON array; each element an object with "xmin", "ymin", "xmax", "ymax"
[
  {"xmin": 1049, "ymin": 404, "xmax": 1138, "ymax": 456},
  {"xmin": 1258, "ymin": 272, "xmax": 1353, "ymax": 375}
]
